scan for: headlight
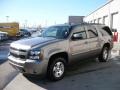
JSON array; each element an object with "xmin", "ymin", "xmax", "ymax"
[
  {"xmin": 29, "ymin": 50, "xmax": 43, "ymax": 60},
  {"xmin": 30, "ymin": 50, "xmax": 41, "ymax": 56}
]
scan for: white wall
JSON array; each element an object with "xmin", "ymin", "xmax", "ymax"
[{"xmin": 84, "ymin": 0, "xmax": 120, "ymax": 32}]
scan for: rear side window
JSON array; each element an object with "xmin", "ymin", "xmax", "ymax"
[
  {"xmin": 88, "ymin": 29, "xmax": 98, "ymax": 38},
  {"xmin": 100, "ymin": 26, "xmax": 113, "ymax": 36}
]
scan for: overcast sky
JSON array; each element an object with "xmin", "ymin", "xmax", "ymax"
[{"xmin": 0, "ymin": 0, "xmax": 107, "ymax": 27}]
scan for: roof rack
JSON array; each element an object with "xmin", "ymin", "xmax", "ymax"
[
  {"xmin": 69, "ymin": 22, "xmax": 105, "ymax": 26},
  {"xmin": 87, "ymin": 23, "xmax": 105, "ymax": 25}
]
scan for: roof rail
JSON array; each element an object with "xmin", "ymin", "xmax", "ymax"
[
  {"xmin": 70, "ymin": 22, "xmax": 105, "ymax": 26},
  {"xmin": 87, "ymin": 23, "xmax": 105, "ymax": 25}
]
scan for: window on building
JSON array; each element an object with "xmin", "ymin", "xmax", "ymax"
[
  {"xmin": 111, "ymin": 12, "xmax": 119, "ymax": 30},
  {"xmin": 94, "ymin": 19, "xmax": 97, "ymax": 23},
  {"xmin": 98, "ymin": 18, "xmax": 102, "ymax": 24},
  {"xmin": 103, "ymin": 16, "xmax": 109, "ymax": 26}
]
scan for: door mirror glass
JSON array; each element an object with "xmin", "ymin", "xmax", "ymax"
[
  {"xmin": 72, "ymin": 33, "xmax": 83, "ymax": 40},
  {"xmin": 71, "ymin": 31, "xmax": 87, "ymax": 40}
]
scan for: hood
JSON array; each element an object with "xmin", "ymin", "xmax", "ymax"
[{"xmin": 10, "ymin": 37, "xmax": 59, "ymax": 50}]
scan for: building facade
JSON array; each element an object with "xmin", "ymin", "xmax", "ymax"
[{"xmin": 84, "ymin": 0, "xmax": 120, "ymax": 33}]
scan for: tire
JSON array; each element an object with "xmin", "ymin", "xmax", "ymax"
[
  {"xmin": 98, "ymin": 46, "xmax": 110, "ymax": 62},
  {"xmin": 47, "ymin": 57, "xmax": 66, "ymax": 81}
]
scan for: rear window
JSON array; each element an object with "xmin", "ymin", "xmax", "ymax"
[{"xmin": 100, "ymin": 26, "xmax": 113, "ymax": 36}]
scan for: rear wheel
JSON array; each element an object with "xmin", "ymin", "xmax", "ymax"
[
  {"xmin": 47, "ymin": 57, "xmax": 66, "ymax": 81},
  {"xmin": 98, "ymin": 46, "xmax": 110, "ymax": 62}
]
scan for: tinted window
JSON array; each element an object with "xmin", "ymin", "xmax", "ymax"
[
  {"xmin": 43, "ymin": 28, "xmax": 57, "ymax": 37},
  {"xmin": 88, "ymin": 29, "xmax": 98, "ymax": 38},
  {"xmin": 41, "ymin": 26, "xmax": 70, "ymax": 39},
  {"xmin": 101, "ymin": 26, "xmax": 113, "ymax": 36},
  {"xmin": 72, "ymin": 26, "xmax": 87, "ymax": 40},
  {"xmin": 73, "ymin": 31, "xmax": 87, "ymax": 40}
]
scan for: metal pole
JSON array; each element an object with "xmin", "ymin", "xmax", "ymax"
[{"xmin": 6, "ymin": 16, "xmax": 9, "ymax": 22}]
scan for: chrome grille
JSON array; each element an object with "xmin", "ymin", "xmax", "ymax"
[{"xmin": 10, "ymin": 47, "xmax": 28, "ymax": 60}]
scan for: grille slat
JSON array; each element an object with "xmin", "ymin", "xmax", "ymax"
[
  {"xmin": 10, "ymin": 52, "xmax": 26, "ymax": 59},
  {"xmin": 10, "ymin": 47, "xmax": 28, "ymax": 60}
]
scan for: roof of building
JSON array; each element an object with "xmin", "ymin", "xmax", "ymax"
[{"xmin": 85, "ymin": 0, "xmax": 114, "ymax": 17}]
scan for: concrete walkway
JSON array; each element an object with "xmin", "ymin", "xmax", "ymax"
[
  {"xmin": 111, "ymin": 42, "xmax": 120, "ymax": 57},
  {"xmin": 113, "ymin": 42, "xmax": 120, "ymax": 50}
]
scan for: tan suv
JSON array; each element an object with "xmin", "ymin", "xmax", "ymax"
[{"xmin": 8, "ymin": 23, "xmax": 113, "ymax": 81}]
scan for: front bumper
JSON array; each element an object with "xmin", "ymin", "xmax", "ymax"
[{"xmin": 8, "ymin": 55, "xmax": 48, "ymax": 75}]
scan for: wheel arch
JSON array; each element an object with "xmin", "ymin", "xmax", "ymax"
[
  {"xmin": 103, "ymin": 43, "xmax": 110, "ymax": 49},
  {"xmin": 47, "ymin": 52, "xmax": 69, "ymax": 67}
]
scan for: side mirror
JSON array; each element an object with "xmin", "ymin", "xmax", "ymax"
[{"xmin": 72, "ymin": 33, "xmax": 83, "ymax": 40}]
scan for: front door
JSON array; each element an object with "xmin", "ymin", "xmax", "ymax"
[{"xmin": 69, "ymin": 26, "xmax": 89, "ymax": 61}]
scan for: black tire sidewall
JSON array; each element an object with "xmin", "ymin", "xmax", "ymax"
[
  {"xmin": 99, "ymin": 46, "xmax": 109, "ymax": 62},
  {"xmin": 47, "ymin": 57, "xmax": 66, "ymax": 81}
]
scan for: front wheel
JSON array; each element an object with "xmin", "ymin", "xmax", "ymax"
[
  {"xmin": 98, "ymin": 46, "xmax": 110, "ymax": 62},
  {"xmin": 47, "ymin": 57, "xmax": 66, "ymax": 81}
]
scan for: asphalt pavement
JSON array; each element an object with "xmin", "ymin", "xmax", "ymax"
[
  {"xmin": 0, "ymin": 40, "xmax": 19, "ymax": 90},
  {"xmin": 0, "ymin": 45, "xmax": 9, "ymax": 64},
  {"xmin": 0, "ymin": 39, "xmax": 16, "ymax": 63}
]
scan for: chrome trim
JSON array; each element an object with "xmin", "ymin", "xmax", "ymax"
[
  {"xmin": 10, "ymin": 49, "xmax": 27, "ymax": 56},
  {"xmin": 9, "ymin": 61, "xmax": 24, "ymax": 68},
  {"xmin": 9, "ymin": 47, "xmax": 28, "ymax": 60},
  {"xmin": 8, "ymin": 55, "xmax": 25, "ymax": 65}
]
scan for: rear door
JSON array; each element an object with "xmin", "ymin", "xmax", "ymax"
[{"xmin": 85, "ymin": 25, "xmax": 100, "ymax": 56}]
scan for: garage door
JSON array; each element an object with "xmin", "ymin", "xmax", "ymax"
[
  {"xmin": 103, "ymin": 16, "xmax": 109, "ymax": 26},
  {"xmin": 98, "ymin": 18, "xmax": 102, "ymax": 24},
  {"xmin": 112, "ymin": 13, "xmax": 119, "ymax": 31}
]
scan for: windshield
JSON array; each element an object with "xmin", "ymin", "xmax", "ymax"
[{"xmin": 41, "ymin": 26, "xmax": 70, "ymax": 39}]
